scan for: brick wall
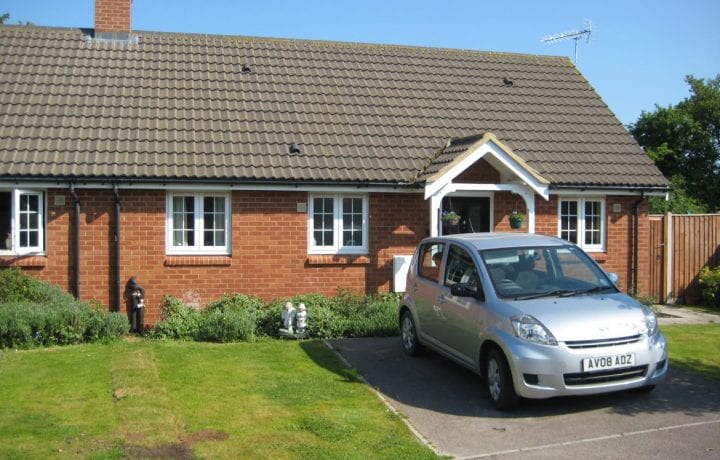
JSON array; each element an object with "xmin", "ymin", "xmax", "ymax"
[
  {"xmin": 95, "ymin": 0, "xmax": 132, "ymax": 33},
  {"xmin": 10, "ymin": 187, "xmax": 649, "ymax": 325}
]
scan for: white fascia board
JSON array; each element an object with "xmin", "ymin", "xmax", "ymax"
[
  {"xmin": 551, "ymin": 188, "xmax": 669, "ymax": 197},
  {"xmin": 0, "ymin": 181, "xmax": 422, "ymax": 194}
]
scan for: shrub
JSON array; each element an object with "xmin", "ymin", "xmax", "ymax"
[
  {"xmin": 198, "ymin": 294, "xmax": 264, "ymax": 342},
  {"xmin": 698, "ymin": 265, "xmax": 720, "ymax": 308},
  {"xmin": 0, "ymin": 268, "xmax": 130, "ymax": 348},
  {"xmin": 148, "ymin": 296, "xmax": 203, "ymax": 340}
]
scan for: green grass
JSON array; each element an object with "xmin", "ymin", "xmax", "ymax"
[
  {"xmin": 0, "ymin": 340, "xmax": 437, "ymax": 459},
  {"xmin": 662, "ymin": 323, "xmax": 720, "ymax": 381}
]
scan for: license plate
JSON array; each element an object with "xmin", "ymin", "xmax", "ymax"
[{"xmin": 582, "ymin": 353, "xmax": 635, "ymax": 372}]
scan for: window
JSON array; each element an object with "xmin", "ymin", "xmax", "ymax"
[
  {"xmin": 166, "ymin": 192, "xmax": 231, "ymax": 254},
  {"xmin": 418, "ymin": 242, "xmax": 445, "ymax": 282},
  {"xmin": 0, "ymin": 190, "xmax": 45, "ymax": 254},
  {"xmin": 308, "ymin": 194, "xmax": 368, "ymax": 254},
  {"xmin": 444, "ymin": 245, "xmax": 480, "ymax": 289},
  {"xmin": 558, "ymin": 198, "xmax": 605, "ymax": 251}
]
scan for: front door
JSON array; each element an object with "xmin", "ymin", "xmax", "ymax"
[{"xmin": 441, "ymin": 196, "xmax": 491, "ymax": 235}]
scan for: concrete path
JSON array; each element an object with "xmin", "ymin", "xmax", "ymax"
[
  {"xmin": 328, "ymin": 336, "xmax": 720, "ymax": 459},
  {"xmin": 655, "ymin": 304, "xmax": 720, "ymax": 325}
]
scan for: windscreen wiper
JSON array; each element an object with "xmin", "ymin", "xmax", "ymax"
[
  {"xmin": 558, "ymin": 286, "xmax": 616, "ymax": 297},
  {"xmin": 513, "ymin": 289, "xmax": 576, "ymax": 300}
]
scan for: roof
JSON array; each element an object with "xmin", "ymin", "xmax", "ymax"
[
  {"xmin": 423, "ymin": 232, "xmax": 570, "ymax": 251},
  {"xmin": 0, "ymin": 25, "xmax": 669, "ymax": 189}
]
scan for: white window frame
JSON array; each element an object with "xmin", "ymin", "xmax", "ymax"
[
  {"xmin": 557, "ymin": 197, "xmax": 605, "ymax": 252},
  {"xmin": 308, "ymin": 194, "xmax": 369, "ymax": 255},
  {"xmin": 0, "ymin": 189, "xmax": 45, "ymax": 255},
  {"xmin": 166, "ymin": 192, "xmax": 231, "ymax": 255}
]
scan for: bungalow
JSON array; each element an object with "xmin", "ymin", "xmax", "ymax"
[{"xmin": 0, "ymin": 0, "xmax": 669, "ymax": 324}]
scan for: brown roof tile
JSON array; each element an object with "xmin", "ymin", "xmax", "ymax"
[{"xmin": 0, "ymin": 25, "xmax": 668, "ymax": 188}]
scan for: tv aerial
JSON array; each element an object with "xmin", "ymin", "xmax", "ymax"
[{"xmin": 542, "ymin": 20, "xmax": 592, "ymax": 64}]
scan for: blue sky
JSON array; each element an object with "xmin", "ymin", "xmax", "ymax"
[{"xmin": 4, "ymin": 0, "xmax": 719, "ymax": 125}]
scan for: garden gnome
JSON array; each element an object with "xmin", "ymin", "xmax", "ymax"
[
  {"xmin": 280, "ymin": 301, "xmax": 296, "ymax": 333},
  {"xmin": 295, "ymin": 303, "xmax": 307, "ymax": 333}
]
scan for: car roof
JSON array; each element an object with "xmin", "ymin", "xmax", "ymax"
[{"xmin": 426, "ymin": 233, "xmax": 570, "ymax": 251}]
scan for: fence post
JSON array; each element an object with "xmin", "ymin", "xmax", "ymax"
[{"xmin": 664, "ymin": 212, "xmax": 674, "ymax": 304}]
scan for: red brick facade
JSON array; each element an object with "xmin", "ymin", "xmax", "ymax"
[
  {"xmin": 2, "ymin": 183, "xmax": 650, "ymax": 325},
  {"xmin": 95, "ymin": 0, "xmax": 132, "ymax": 33}
]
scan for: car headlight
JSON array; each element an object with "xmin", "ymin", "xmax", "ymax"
[
  {"xmin": 644, "ymin": 311, "xmax": 658, "ymax": 336},
  {"xmin": 511, "ymin": 315, "xmax": 557, "ymax": 346}
]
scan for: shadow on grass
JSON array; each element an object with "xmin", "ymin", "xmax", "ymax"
[
  {"xmin": 325, "ymin": 336, "xmax": 720, "ymax": 419},
  {"xmin": 298, "ymin": 339, "xmax": 364, "ymax": 384}
]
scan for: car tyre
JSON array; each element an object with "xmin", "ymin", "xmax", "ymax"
[
  {"xmin": 400, "ymin": 311, "xmax": 422, "ymax": 356},
  {"xmin": 486, "ymin": 348, "xmax": 519, "ymax": 410}
]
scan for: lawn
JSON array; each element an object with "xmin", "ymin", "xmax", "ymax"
[
  {"xmin": 0, "ymin": 339, "xmax": 437, "ymax": 459},
  {"xmin": 661, "ymin": 323, "xmax": 720, "ymax": 381}
]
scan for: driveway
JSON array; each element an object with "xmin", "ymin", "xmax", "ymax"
[{"xmin": 328, "ymin": 337, "xmax": 720, "ymax": 459}]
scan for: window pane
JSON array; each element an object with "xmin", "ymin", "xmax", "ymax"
[
  {"xmin": 342, "ymin": 198, "xmax": 362, "ymax": 246},
  {"xmin": 172, "ymin": 196, "xmax": 195, "ymax": 246},
  {"xmin": 18, "ymin": 193, "xmax": 41, "ymax": 249},
  {"xmin": 560, "ymin": 201, "xmax": 578, "ymax": 244},
  {"xmin": 584, "ymin": 201, "xmax": 601, "ymax": 245},
  {"xmin": 313, "ymin": 198, "xmax": 334, "ymax": 246},
  {"xmin": 0, "ymin": 192, "xmax": 11, "ymax": 250}
]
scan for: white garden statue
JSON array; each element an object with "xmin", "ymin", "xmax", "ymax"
[{"xmin": 279, "ymin": 301, "xmax": 308, "ymax": 338}]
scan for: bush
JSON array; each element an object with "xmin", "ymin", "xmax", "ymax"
[
  {"xmin": 198, "ymin": 294, "xmax": 262, "ymax": 342},
  {"xmin": 148, "ymin": 296, "xmax": 203, "ymax": 340},
  {"xmin": 0, "ymin": 268, "xmax": 130, "ymax": 348},
  {"xmin": 699, "ymin": 265, "xmax": 720, "ymax": 308}
]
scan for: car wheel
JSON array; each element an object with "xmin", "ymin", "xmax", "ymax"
[
  {"xmin": 486, "ymin": 348, "xmax": 519, "ymax": 410},
  {"xmin": 400, "ymin": 311, "xmax": 422, "ymax": 356}
]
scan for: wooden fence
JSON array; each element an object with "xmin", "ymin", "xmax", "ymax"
[{"xmin": 648, "ymin": 214, "xmax": 720, "ymax": 304}]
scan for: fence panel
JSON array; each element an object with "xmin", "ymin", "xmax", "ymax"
[
  {"xmin": 648, "ymin": 216, "xmax": 664, "ymax": 303},
  {"xmin": 667, "ymin": 214, "xmax": 720, "ymax": 304}
]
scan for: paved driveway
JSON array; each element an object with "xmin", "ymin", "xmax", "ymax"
[{"xmin": 328, "ymin": 337, "xmax": 720, "ymax": 459}]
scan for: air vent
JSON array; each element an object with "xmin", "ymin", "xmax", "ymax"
[
  {"xmin": 288, "ymin": 143, "xmax": 301, "ymax": 154},
  {"xmin": 241, "ymin": 64, "xmax": 252, "ymax": 74}
]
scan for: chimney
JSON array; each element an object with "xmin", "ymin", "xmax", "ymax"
[{"xmin": 95, "ymin": 0, "xmax": 133, "ymax": 42}]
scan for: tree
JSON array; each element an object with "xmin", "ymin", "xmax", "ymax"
[
  {"xmin": 0, "ymin": 13, "xmax": 10, "ymax": 24},
  {"xmin": 630, "ymin": 75, "xmax": 720, "ymax": 213}
]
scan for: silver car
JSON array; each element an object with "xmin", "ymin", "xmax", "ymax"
[{"xmin": 399, "ymin": 233, "xmax": 667, "ymax": 410}]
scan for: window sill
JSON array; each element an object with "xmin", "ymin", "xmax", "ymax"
[
  {"xmin": 306, "ymin": 255, "xmax": 371, "ymax": 266},
  {"xmin": 589, "ymin": 253, "xmax": 608, "ymax": 263},
  {"xmin": 0, "ymin": 255, "xmax": 48, "ymax": 267},
  {"xmin": 164, "ymin": 255, "xmax": 232, "ymax": 267}
]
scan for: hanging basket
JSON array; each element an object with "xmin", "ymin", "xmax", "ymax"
[
  {"xmin": 443, "ymin": 217, "xmax": 460, "ymax": 226},
  {"xmin": 509, "ymin": 213, "xmax": 524, "ymax": 229}
]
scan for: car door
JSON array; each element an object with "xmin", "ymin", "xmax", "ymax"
[
  {"xmin": 409, "ymin": 242, "xmax": 446, "ymax": 342},
  {"xmin": 436, "ymin": 243, "xmax": 486, "ymax": 367}
]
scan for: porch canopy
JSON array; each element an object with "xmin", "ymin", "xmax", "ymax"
[{"xmin": 422, "ymin": 133, "xmax": 550, "ymax": 236}]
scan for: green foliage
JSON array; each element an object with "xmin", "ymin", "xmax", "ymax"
[
  {"xmin": 148, "ymin": 296, "xmax": 203, "ymax": 340},
  {"xmin": 698, "ymin": 265, "xmax": 720, "ymax": 308},
  {"xmin": 198, "ymin": 294, "xmax": 263, "ymax": 342},
  {"xmin": 149, "ymin": 290, "xmax": 400, "ymax": 342},
  {"xmin": 648, "ymin": 175, "xmax": 707, "ymax": 214},
  {"xmin": 0, "ymin": 268, "xmax": 129, "ymax": 348},
  {"xmin": 0, "ymin": 13, "xmax": 9, "ymax": 24},
  {"xmin": 630, "ymin": 74, "xmax": 720, "ymax": 213}
]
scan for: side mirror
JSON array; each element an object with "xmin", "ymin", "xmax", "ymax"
[
  {"xmin": 608, "ymin": 273, "xmax": 619, "ymax": 286},
  {"xmin": 450, "ymin": 283, "xmax": 484, "ymax": 301}
]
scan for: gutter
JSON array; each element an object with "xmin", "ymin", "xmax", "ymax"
[{"xmin": 69, "ymin": 184, "xmax": 81, "ymax": 299}]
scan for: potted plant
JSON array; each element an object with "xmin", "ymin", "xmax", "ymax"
[
  {"xmin": 509, "ymin": 211, "xmax": 524, "ymax": 229},
  {"xmin": 441, "ymin": 211, "xmax": 461, "ymax": 226}
]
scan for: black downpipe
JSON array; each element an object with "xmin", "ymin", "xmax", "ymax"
[
  {"xmin": 70, "ymin": 184, "xmax": 81, "ymax": 299},
  {"xmin": 632, "ymin": 191, "xmax": 645, "ymax": 295},
  {"xmin": 113, "ymin": 184, "xmax": 121, "ymax": 312}
]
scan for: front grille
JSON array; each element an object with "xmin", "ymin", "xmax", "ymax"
[
  {"xmin": 564, "ymin": 365, "xmax": 648, "ymax": 386},
  {"xmin": 564, "ymin": 334, "xmax": 642, "ymax": 349}
]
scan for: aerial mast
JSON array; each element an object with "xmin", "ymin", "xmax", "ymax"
[{"xmin": 541, "ymin": 21, "xmax": 592, "ymax": 64}]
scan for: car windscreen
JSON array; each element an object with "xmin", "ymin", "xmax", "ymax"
[{"xmin": 480, "ymin": 245, "xmax": 617, "ymax": 300}]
